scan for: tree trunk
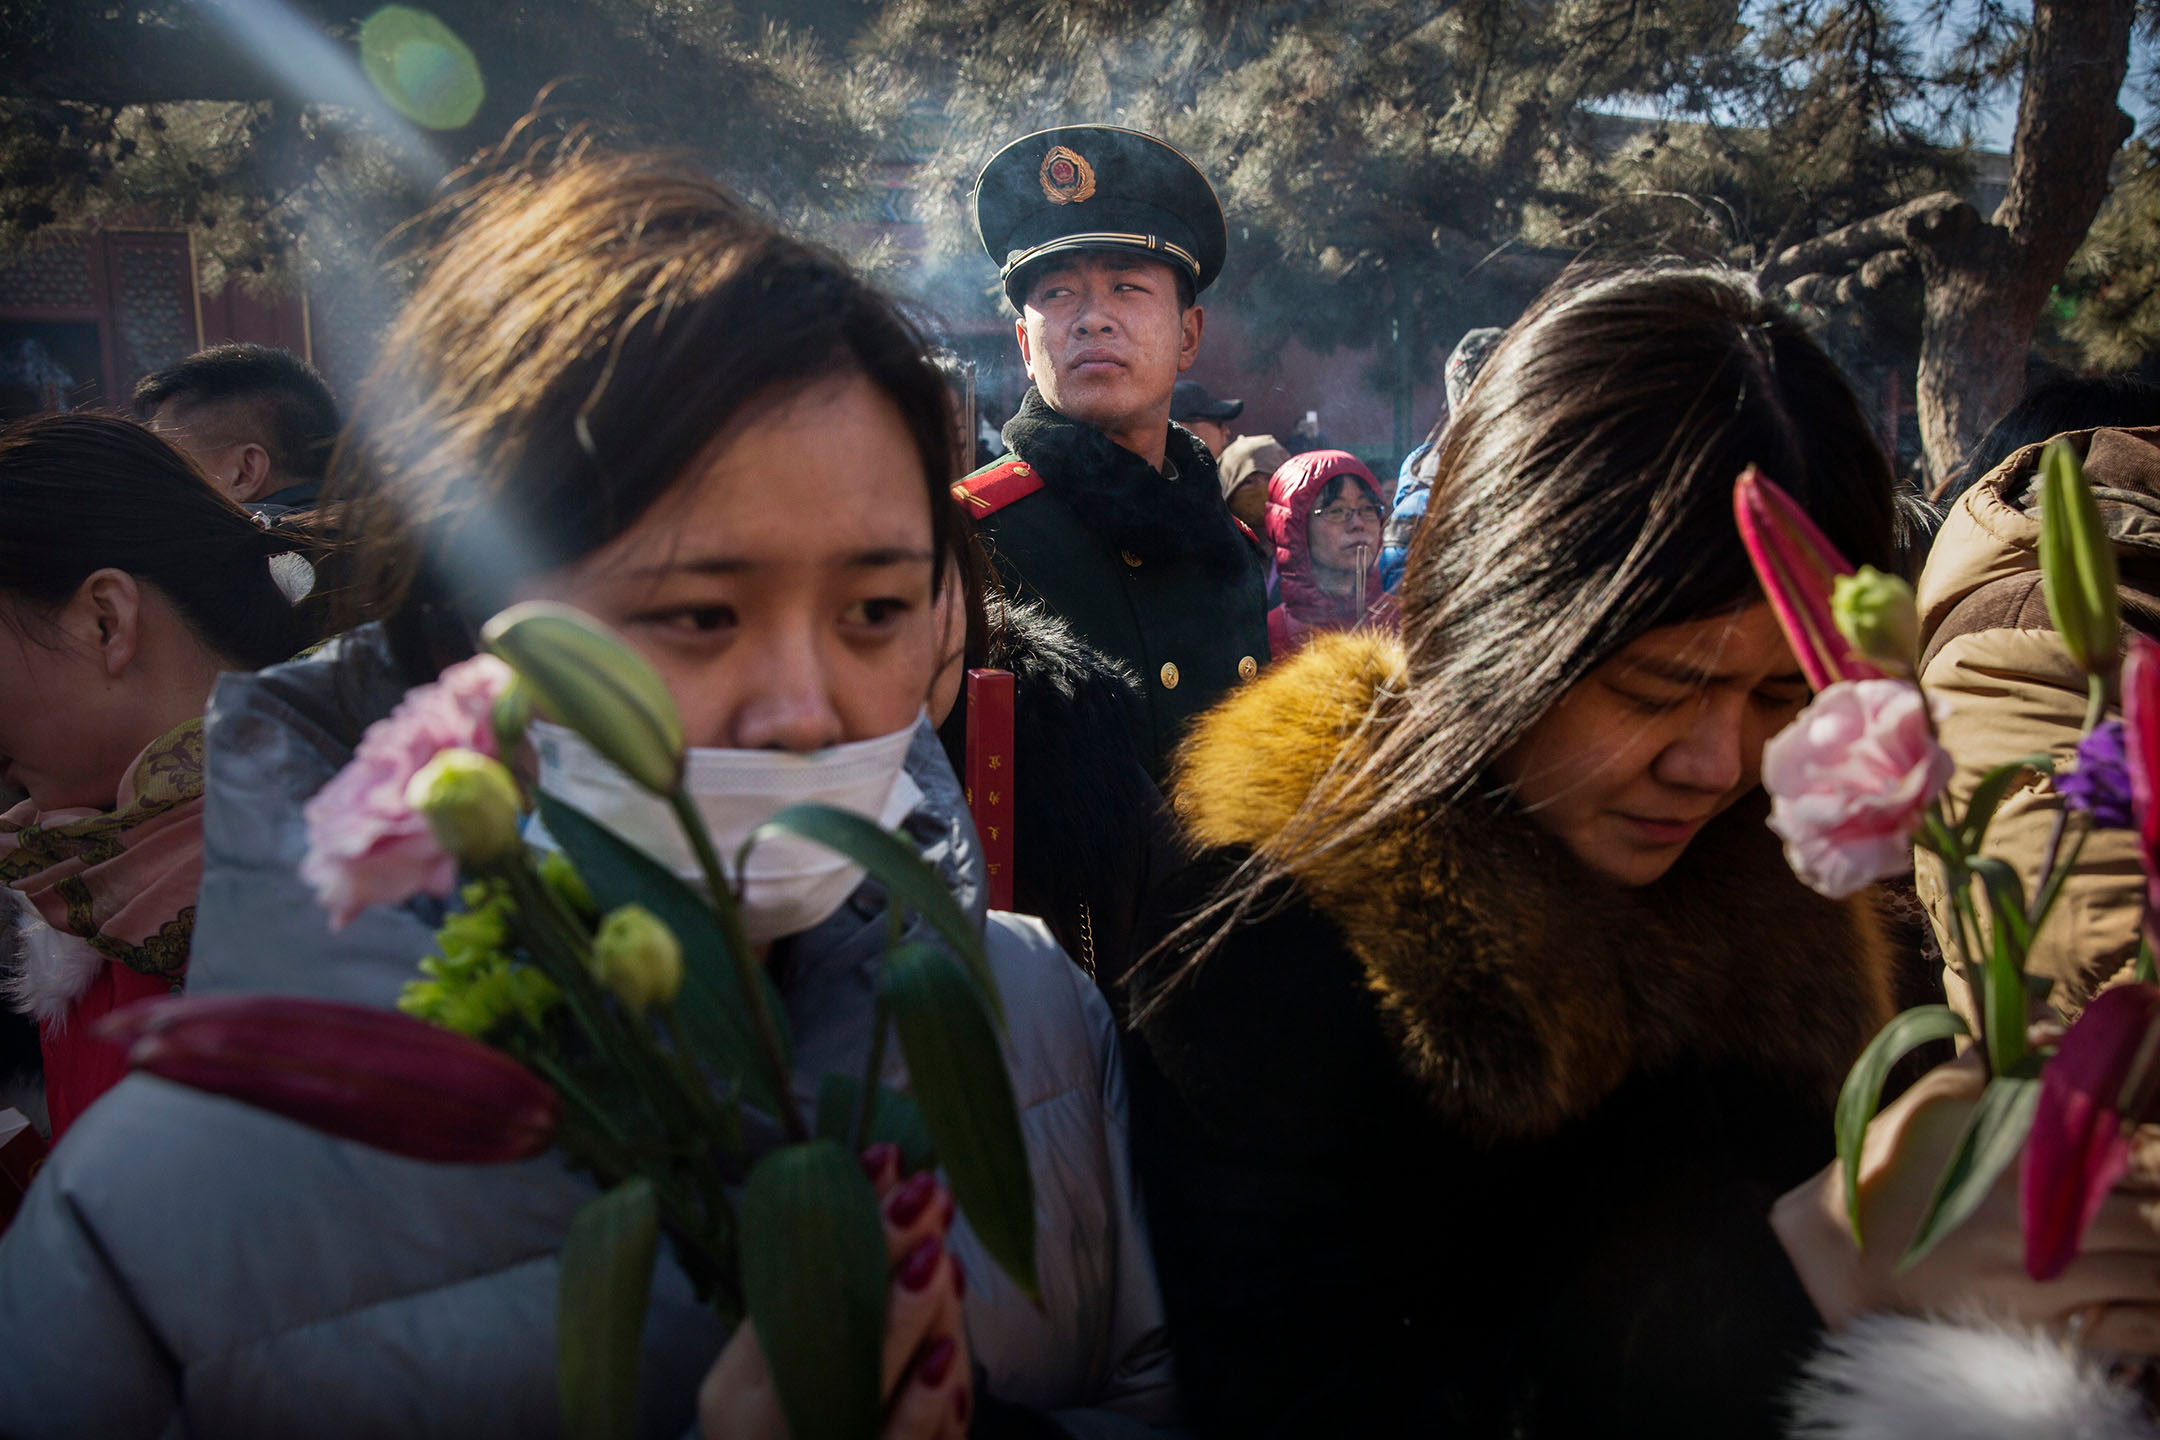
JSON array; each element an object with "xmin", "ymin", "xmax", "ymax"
[{"xmin": 1909, "ymin": 0, "xmax": 2135, "ymax": 478}]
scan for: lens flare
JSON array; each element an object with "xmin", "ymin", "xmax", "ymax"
[{"xmin": 360, "ymin": 6, "xmax": 486, "ymax": 131}]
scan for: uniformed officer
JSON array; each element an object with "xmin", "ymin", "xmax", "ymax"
[{"xmin": 957, "ymin": 124, "xmax": 1270, "ymax": 776}]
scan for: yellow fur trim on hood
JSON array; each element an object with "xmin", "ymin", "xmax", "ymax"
[
  {"xmin": 1166, "ymin": 628, "xmax": 1895, "ymax": 1143},
  {"xmin": 1172, "ymin": 629, "xmax": 1404, "ymax": 856}
]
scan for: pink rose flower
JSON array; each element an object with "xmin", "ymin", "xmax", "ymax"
[
  {"xmin": 301, "ymin": 654, "xmax": 514, "ymax": 928},
  {"xmin": 1762, "ymin": 678, "xmax": 1951, "ymax": 900}
]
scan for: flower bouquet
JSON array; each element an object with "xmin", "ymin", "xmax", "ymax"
[
  {"xmin": 101, "ymin": 603, "xmax": 1035, "ymax": 1440},
  {"xmin": 1738, "ymin": 447, "xmax": 2160, "ymax": 1280}
]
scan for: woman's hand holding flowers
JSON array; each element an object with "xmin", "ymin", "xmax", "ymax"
[
  {"xmin": 1773, "ymin": 1050, "xmax": 2160, "ymax": 1356},
  {"xmin": 700, "ymin": 1144, "xmax": 973, "ymax": 1440}
]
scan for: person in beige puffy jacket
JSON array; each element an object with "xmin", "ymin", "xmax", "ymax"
[{"xmin": 1913, "ymin": 425, "xmax": 2160, "ymax": 1025}]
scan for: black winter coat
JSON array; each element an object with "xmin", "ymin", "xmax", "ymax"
[
  {"xmin": 937, "ymin": 599, "xmax": 1179, "ymax": 994},
  {"xmin": 1127, "ymin": 632, "xmax": 1897, "ymax": 1438},
  {"xmin": 969, "ymin": 390, "xmax": 1270, "ymax": 777}
]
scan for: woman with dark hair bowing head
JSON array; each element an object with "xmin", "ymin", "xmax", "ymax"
[
  {"xmin": 0, "ymin": 413, "xmax": 314, "ymax": 1140},
  {"xmin": 1127, "ymin": 265, "xmax": 2160, "ymax": 1439},
  {"xmin": 0, "ymin": 142, "xmax": 1173, "ymax": 1438}
]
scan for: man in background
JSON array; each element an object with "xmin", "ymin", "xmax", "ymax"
[
  {"xmin": 1170, "ymin": 379, "xmax": 1241, "ymax": 459},
  {"xmin": 134, "ymin": 344, "xmax": 339, "ymax": 519}
]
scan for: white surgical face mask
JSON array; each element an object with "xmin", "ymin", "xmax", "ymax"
[{"xmin": 529, "ymin": 717, "xmax": 924, "ymax": 944}]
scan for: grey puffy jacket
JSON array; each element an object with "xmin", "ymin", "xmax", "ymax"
[{"xmin": 0, "ymin": 627, "xmax": 1179, "ymax": 1439}]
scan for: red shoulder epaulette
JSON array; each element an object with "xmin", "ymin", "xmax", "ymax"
[
  {"xmin": 951, "ymin": 458, "xmax": 1044, "ymax": 518},
  {"xmin": 1233, "ymin": 516, "xmax": 1265, "ymax": 550}
]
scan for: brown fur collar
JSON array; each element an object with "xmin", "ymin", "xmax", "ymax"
[{"xmin": 1173, "ymin": 631, "xmax": 1895, "ymax": 1144}]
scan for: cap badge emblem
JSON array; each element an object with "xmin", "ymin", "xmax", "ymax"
[{"xmin": 1039, "ymin": 146, "xmax": 1097, "ymax": 205}]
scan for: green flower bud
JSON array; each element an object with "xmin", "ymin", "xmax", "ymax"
[
  {"xmin": 491, "ymin": 677, "xmax": 534, "ymax": 759},
  {"xmin": 540, "ymin": 849, "xmax": 597, "ymax": 923},
  {"xmin": 405, "ymin": 749, "xmax": 525, "ymax": 865},
  {"xmin": 1831, "ymin": 566, "xmax": 1920, "ymax": 673},
  {"xmin": 591, "ymin": 903, "xmax": 683, "ymax": 1013},
  {"xmin": 2038, "ymin": 438, "xmax": 2122, "ymax": 675},
  {"xmin": 481, "ymin": 604, "xmax": 685, "ymax": 795}
]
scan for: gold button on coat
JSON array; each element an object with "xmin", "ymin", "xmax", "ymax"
[
  {"xmin": 1238, "ymin": 655, "xmax": 1258, "ymax": 680},
  {"xmin": 1159, "ymin": 662, "xmax": 1180, "ymax": 690},
  {"xmin": 1121, "ymin": 550, "xmax": 1143, "ymax": 568}
]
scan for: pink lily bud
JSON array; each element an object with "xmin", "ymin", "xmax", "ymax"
[
  {"xmin": 100, "ymin": 994, "xmax": 560, "ymax": 1165},
  {"xmin": 2124, "ymin": 636, "xmax": 2160, "ymax": 922},
  {"xmin": 2021, "ymin": 983, "xmax": 2160, "ymax": 1281},
  {"xmin": 1733, "ymin": 467, "xmax": 1886, "ymax": 693}
]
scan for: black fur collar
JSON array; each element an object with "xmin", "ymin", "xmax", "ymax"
[
  {"xmin": 1000, "ymin": 388, "xmax": 1250, "ymax": 581},
  {"xmin": 1174, "ymin": 631, "xmax": 1897, "ymax": 1144}
]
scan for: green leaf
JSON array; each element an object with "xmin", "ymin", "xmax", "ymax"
[
  {"xmin": 1957, "ymin": 754, "xmax": 2052, "ymax": 852},
  {"xmin": 558, "ymin": 1178, "xmax": 660, "ymax": 1440},
  {"xmin": 741, "ymin": 1140, "xmax": 887, "ymax": 1440},
  {"xmin": 749, "ymin": 804, "xmax": 1001, "ymax": 1028},
  {"xmin": 883, "ymin": 945, "xmax": 1038, "ymax": 1299},
  {"xmin": 1967, "ymin": 857, "xmax": 2033, "ymax": 957},
  {"xmin": 1917, "ymin": 807, "xmax": 1964, "ymax": 862},
  {"xmin": 1899, "ymin": 1073, "xmax": 2042, "ymax": 1272},
  {"xmin": 1836, "ymin": 1006, "xmax": 1969, "ymax": 1246},
  {"xmin": 537, "ymin": 792, "xmax": 791, "ymax": 1117},
  {"xmin": 816, "ymin": 1074, "xmax": 938, "ymax": 1175},
  {"xmin": 1961, "ymin": 862, "xmax": 2033, "ymax": 1076}
]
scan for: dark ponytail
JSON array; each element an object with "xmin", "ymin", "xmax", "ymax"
[{"xmin": 0, "ymin": 412, "xmax": 316, "ymax": 669}]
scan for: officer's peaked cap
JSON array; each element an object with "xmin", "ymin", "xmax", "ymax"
[{"xmin": 974, "ymin": 125, "xmax": 1226, "ymax": 311}]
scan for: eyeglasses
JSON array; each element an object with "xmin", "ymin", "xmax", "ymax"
[{"xmin": 1311, "ymin": 502, "xmax": 1385, "ymax": 526}]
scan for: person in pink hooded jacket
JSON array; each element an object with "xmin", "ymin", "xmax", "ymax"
[{"xmin": 1265, "ymin": 448, "xmax": 1400, "ymax": 657}]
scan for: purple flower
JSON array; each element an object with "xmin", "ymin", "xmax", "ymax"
[{"xmin": 2060, "ymin": 720, "xmax": 2134, "ymax": 830}]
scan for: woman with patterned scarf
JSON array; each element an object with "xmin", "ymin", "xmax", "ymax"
[{"xmin": 0, "ymin": 413, "xmax": 317, "ymax": 1139}]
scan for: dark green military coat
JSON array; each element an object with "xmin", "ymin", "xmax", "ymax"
[{"xmin": 958, "ymin": 389, "xmax": 1270, "ymax": 775}]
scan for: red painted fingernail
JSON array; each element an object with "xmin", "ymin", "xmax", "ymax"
[
  {"xmin": 951, "ymin": 1251, "xmax": 967, "ymax": 1300},
  {"xmin": 858, "ymin": 1142, "xmax": 899, "ymax": 1182},
  {"xmin": 900, "ymin": 1233, "xmax": 944, "ymax": 1292},
  {"xmin": 887, "ymin": 1171, "xmax": 937, "ymax": 1226},
  {"xmin": 954, "ymin": 1385, "xmax": 972, "ymax": 1425},
  {"xmin": 917, "ymin": 1336, "xmax": 957, "ymax": 1388}
]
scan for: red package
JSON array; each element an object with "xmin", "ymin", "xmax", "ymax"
[{"xmin": 965, "ymin": 669, "xmax": 1016, "ymax": 912}]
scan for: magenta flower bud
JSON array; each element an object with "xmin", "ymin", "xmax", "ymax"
[
  {"xmin": 1734, "ymin": 467, "xmax": 1885, "ymax": 693},
  {"xmin": 2023, "ymin": 983, "xmax": 2160, "ymax": 1281},
  {"xmin": 100, "ymin": 994, "xmax": 560, "ymax": 1165}
]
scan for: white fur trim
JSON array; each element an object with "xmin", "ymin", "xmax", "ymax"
[
  {"xmin": 1, "ymin": 888, "xmax": 103, "ymax": 1029},
  {"xmin": 1790, "ymin": 1314, "xmax": 2156, "ymax": 1439}
]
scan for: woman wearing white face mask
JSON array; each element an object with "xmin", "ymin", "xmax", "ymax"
[{"xmin": 0, "ymin": 140, "xmax": 1177, "ymax": 1440}]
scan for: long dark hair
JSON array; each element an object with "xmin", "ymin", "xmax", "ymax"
[
  {"xmin": 1170, "ymin": 264, "xmax": 1898, "ymax": 969},
  {"xmin": 328, "ymin": 134, "xmax": 958, "ymax": 680},
  {"xmin": 0, "ymin": 411, "xmax": 311, "ymax": 669}
]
